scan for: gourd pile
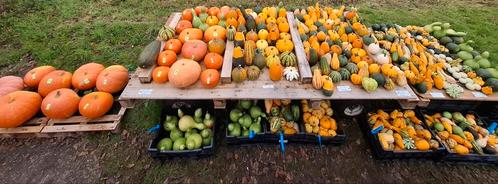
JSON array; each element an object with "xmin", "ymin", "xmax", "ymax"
[
  {"xmin": 0, "ymin": 63, "xmax": 129, "ymax": 128},
  {"xmin": 227, "ymin": 100, "xmax": 265, "ymax": 137},
  {"xmin": 423, "ymin": 111, "xmax": 498, "ymax": 155},
  {"xmin": 368, "ymin": 110, "xmax": 439, "ymax": 151},
  {"xmin": 158, "ymin": 107, "xmax": 214, "ymax": 151},
  {"xmin": 229, "ymin": 4, "xmax": 299, "ymax": 83},
  {"xmin": 294, "ymin": 4, "xmax": 408, "ymax": 95},
  {"xmin": 302, "ymin": 100, "xmax": 337, "ymax": 137},
  {"xmin": 264, "ymin": 99, "xmax": 300, "ymax": 135}
]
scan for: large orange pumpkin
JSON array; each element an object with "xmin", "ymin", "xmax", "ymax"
[
  {"xmin": 169, "ymin": 59, "xmax": 201, "ymax": 88},
  {"xmin": 152, "ymin": 66, "xmax": 170, "ymax": 84},
  {"xmin": 72, "ymin": 62, "xmax": 105, "ymax": 90},
  {"xmin": 179, "ymin": 28, "xmax": 203, "ymax": 43},
  {"xmin": 200, "ymin": 69, "xmax": 220, "ymax": 89},
  {"xmin": 175, "ymin": 20, "xmax": 193, "ymax": 34},
  {"xmin": 38, "ymin": 70, "xmax": 72, "ymax": 97},
  {"xmin": 204, "ymin": 25, "xmax": 227, "ymax": 42},
  {"xmin": 79, "ymin": 92, "xmax": 114, "ymax": 119},
  {"xmin": 204, "ymin": 53, "xmax": 223, "ymax": 70},
  {"xmin": 41, "ymin": 88, "xmax": 80, "ymax": 119},
  {"xmin": 181, "ymin": 40, "xmax": 208, "ymax": 62},
  {"xmin": 181, "ymin": 9, "xmax": 193, "ymax": 22},
  {"xmin": 164, "ymin": 39, "xmax": 182, "ymax": 54},
  {"xmin": 208, "ymin": 39, "xmax": 226, "ymax": 55},
  {"xmin": 96, "ymin": 65, "xmax": 129, "ymax": 93},
  {"xmin": 23, "ymin": 66, "xmax": 56, "ymax": 88},
  {"xmin": 0, "ymin": 91, "xmax": 42, "ymax": 128},
  {"xmin": 0, "ymin": 76, "xmax": 24, "ymax": 97},
  {"xmin": 157, "ymin": 50, "xmax": 177, "ymax": 66}
]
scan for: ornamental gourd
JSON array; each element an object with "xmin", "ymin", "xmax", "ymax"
[
  {"xmin": 357, "ymin": 61, "xmax": 369, "ymax": 78},
  {"xmin": 368, "ymin": 64, "xmax": 380, "ymax": 74},
  {"xmin": 264, "ymin": 46, "xmax": 279, "ymax": 57},
  {"xmin": 280, "ymin": 51, "xmax": 297, "ymax": 67},
  {"xmin": 41, "ymin": 88, "xmax": 80, "ymax": 119},
  {"xmin": 0, "ymin": 76, "xmax": 24, "ymax": 97},
  {"xmin": 38, "ymin": 70, "xmax": 73, "ymax": 97},
  {"xmin": 0, "ymin": 91, "xmax": 42, "ymax": 128},
  {"xmin": 351, "ymin": 74, "xmax": 362, "ymax": 85},
  {"xmin": 247, "ymin": 66, "xmax": 261, "ymax": 81},
  {"xmin": 245, "ymin": 30, "xmax": 258, "ymax": 42},
  {"xmin": 200, "ymin": 69, "xmax": 220, "ymax": 89},
  {"xmin": 320, "ymin": 56, "xmax": 331, "ymax": 75},
  {"xmin": 269, "ymin": 63, "xmax": 283, "ymax": 81},
  {"xmin": 181, "ymin": 40, "xmax": 208, "ymax": 62},
  {"xmin": 72, "ymin": 62, "xmax": 105, "ymax": 90},
  {"xmin": 244, "ymin": 41, "xmax": 255, "ymax": 66},
  {"xmin": 207, "ymin": 39, "xmax": 226, "ymax": 55},
  {"xmin": 322, "ymin": 76, "xmax": 334, "ymax": 96},
  {"xmin": 23, "ymin": 66, "xmax": 56, "ymax": 88},
  {"xmin": 266, "ymin": 55, "xmax": 281, "ymax": 68},
  {"xmin": 253, "ymin": 49, "xmax": 266, "ymax": 69},
  {"xmin": 338, "ymin": 68, "xmax": 351, "ymax": 80},
  {"xmin": 312, "ymin": 69, "xmax": 323, "ymax": 89},
  {"xmin": 169, "ymin": 59, "xmax": 201, "ymax": 88},
  {"xmin": 79, "ymin": 92, "xmax": 114, "ymax": 119},
  {"xmin": 345, "ymin": 62, "xmax": 358, "ymax": 74},
  {"xmin": 234, "ymin": 32, "xmax": 245, "ymax": 47},
  {"xmin": 362, "ymin": 77, "xmax": 378, "ymax": 92},
  {"xmin": 331, "ymin": 53, "xmax": 340, "ymax": 70},
  {"xmin": 231, "ymin": 66, "xmax": 247, "ymax": 83},
  {"xmin": 256, "ymin": 40, "xmax": 269, "ymax": 50},
  {"xmin": 96, "ymin": 65, "xmax": 129, "ymax": 93},
  {"xmin": 275, "ymin": 39, "xmax": 293, "ymax": 53},
  {"xmin": 329, "ymin": 71, "xmax": 342, "ymax": 83},
  {"xmin": 227, "ymin": 26, "xmax": 236, "ymax": 41},
  {"xmin": 233, "ymin": 46, "xmax": 245, "ymax": 67}
]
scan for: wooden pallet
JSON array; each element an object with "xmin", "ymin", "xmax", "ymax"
[{"xmin": 135, "ymin": 12, "xmax": 182, "ymax": 83}]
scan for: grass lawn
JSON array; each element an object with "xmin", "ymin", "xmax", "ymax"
[{"xmin": 1, "ymin": 0, "xmax": 498, "ymax": 183}]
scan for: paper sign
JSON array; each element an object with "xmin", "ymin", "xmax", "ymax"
[
  {"xmin": 472, "ymin": 92, "xmax": 487, "ymax": 98},
  {"xmin": 262, "ymin": 85, "xmax": 274, "ymax": 89},
  {"xmin": 430, "ymin": 92, "xmax": 445, "ymax": 98},
  {"xmin": 337, "ymin": 85, "xmax": 352, "ymax": 92},
  {"xmin": 395, "ymin": 90, "xmax": 411, "ymax": 97},
  {"xmin": 138, "ymin": 89, "xmax": 153, "ymax": 96}
]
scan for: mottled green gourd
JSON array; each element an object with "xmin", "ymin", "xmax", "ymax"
[
  {"xmin": 308, "ymin": 48, "xmax": 319, "ymax": 66},
  {"xmin": 239, "ymin": 6, "xmax": 256, "ymax": 31},
  {"xmin": 320, "ymin": 57, "xmax": 331, "ymax": 75},
  {"xmin": 138, "ymin": 40, "xmax": 161, "ymax": 68},
  {"xmin": 362, "ymin": 77, "xmax": 378, "ymax": 92},
  {"xmin": 345, "ymin": 62, "xmax": 358, "ymax": 74},
  {"xmin": 329, "ymin": 71, "xmax": 342, "ymax": 83},
  {"xmin": 338, "ymin": 68, "xmax": 351, "ymax": 80}
]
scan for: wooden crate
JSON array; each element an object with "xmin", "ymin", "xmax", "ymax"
[{"xmin": 135, "ymin": 12, "xmax": 182, "ymax": 83}]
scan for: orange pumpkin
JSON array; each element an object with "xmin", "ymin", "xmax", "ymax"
[
  {"xmin": 269, "ymin": 63, "xmax": 283, "ymax": 81},
  {"xmin": 208, "ymin": 7, "xmax": 220, "ymax": 16},
  {"xmin": 23, "ymin": 66, "xmax": 56, "ymax": 88},
  {"xmin": 206, "ymin": 16, "xmax": 219, "ymax": 26},
  {"xmin": 181, "ymin": 40, "xmax": 208, "ymax": 61},
  {"xmin": 164, "ymin": 39, "xmax": 182, "ymax": 54},
  {"xmin": 71, "ymin": 62, "xmax": 105, "ymax": 90},
  {"xmin": 41, "ymin": 88, "xmax": 80, "ymax": 119},
  {"xmin": 204, "ymin": 25, "xmax": 226, "ymax": 42},
  {"xmin": 178, "ymin": 28, "xmax": 203, "ymax": 43},
  {"xmin": 79, "ymin": 92, "xmax": 114, "ymax": 119},
  {"xmin": 157, "ymin": 50, "xmax": 177, "ymax": 66},
  {"xmin": 226, "ymin": 17, "xmax": 238, "ymax": 27},
  {"xmin": 200, "ymin": 69, "xmax": 220, "ymax": 89},
  {"xmin": 169, "ymin": 59, "xmax": 202, "ymax": 88},
  {"xmin": 181, "ymin": 9, "xmax": 193, "ymax": 22},
  {"xmin": 175, "ymin": 20, "xmax": 193, "ymax": 34},
  {"xmin": 218, "ymin": 6, "xmax": 230, "ymax": 19},
  {"xmin": 96, "ymin": 65, "xmax": 129, "ymax": 93},
  {"xmin": 194, "ymin": 6, "xmax": 207, "ymax": 15},
  {"xmin": 152, "ymin": 66, "xmax": 170, "ymax": 84},
  {"xmin": 245, "ymin": 31, "xmax": 258, "ymax": 42},
  {"xmin": 208, "ymin": 39, "xmax": 226, "ymax": 55},
  {"xmin": 0, "ymin": 91, "xmax": 42, "ymax": 128},
  {"xmin": 0, "ymin": 76, "xmax": 24, "ymax": 97},
  {"xmin": 226, "ymin": 8, "xmax": 238, "ymax": 20},
  {"xmin": 204, "ymin": 52, "xmax": 223, "ymax": 70},
  {"xmin": 38, "ymin": 70, "xmax": 72, "ymax": 97}
]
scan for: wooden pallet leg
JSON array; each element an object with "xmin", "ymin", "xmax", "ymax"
[
  {"xmin": 213, "ymin": 100, "xmax": 226, "ymax": 109},
  {"xmin": 310, "ymin": 99, "xmax": 321, "ymax": 109},
  {"xmin": 398, "ymin": 100, "xmax": 417, "ymax": 109},
  {"xmin": 119, "ymin": 99, "xmax": 136, "ymax": 109},
  {"xmin": 417, "ymin": 97, "xmax": 430, "ymax": 108}
]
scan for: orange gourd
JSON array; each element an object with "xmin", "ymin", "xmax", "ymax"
[
  {"xmin": 175, "ymin": 20, "xmax": 193, "ymax": 34},
  {"xmin": 178, "ymin": 28, "xmax": 203, "ymax": 43},
  {"xmin": 208, "ymin": 7, "xmax": 220, "ymax": 16},
  {"xmin": 38, "ymin": 70, "xmax": 72, "ymax": 97},
  {"xmin": 169, "ymin": 59, "xmax": 202, "ymax": 88},
  {"xmin": 0, "ymin": 76, "xmax": 24, "ymax": 97},
  {"xmin": 368, "ymin": 64, "xmax": 380, "ymax": 74},
  {"xmin": 79, "ymin": 92, "xmax": 114, "ymax": 119},
  {"xmin": 96, "ymin": 65, "xmax": 129, "ymax": 93},
  {"xmin": 200, "ymin": 69, "xmax": 220, "ymax": 89},
  {"xmin": 181, "ymin": 40, "xmax": 208, "ymax": 61},
  {"xmin": 41, "ymin": 88, "xmax": 80, "ymax": 119},
  {"xmin": 181, "ymin": 9, "xmax": 193, "ymax": 21},
  {"xmin": 152, "ymin": 66, "xmax": 170, "ymax": 84},
  {"xmin": 204, "ymin": 25, "xmax": 226, "ymax": 42},
  {"xmin": 208, "ymin": 39, "xmax": 226, "ymax": 55},
  {"xmin": 351, "ymin": 74, "xmax": 362, "ymax": 85},
  {"xmin": 0, "ymin": 91, "xmax": 42, "ymax": 128},
  {"xmin": 482, "ymin": 86, "xmax": 493, "ymax": 95},
  {"xmin": 164, "ymin": 39, "xmax": 182, "ymax": 54},
  {"xmin": 269, "ymin": 63, "xmax": 283, "ymax": 81},
  {"xmin": 72, "ymin": 62, "xmax": 105, "ymax": 90},
  {"xmin": 23, "ymin": 66, "xmax": 56, "ymax": 88}
]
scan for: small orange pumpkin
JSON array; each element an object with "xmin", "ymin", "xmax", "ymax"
[
  {"xmin": 96, "ymin": 65, "xmax": 129, "ymax": 93},
  {"xmin": 181, "ymin": 40, "xmax": 208, "ymax": 61},
  {"xmin": 200, "ymin": 69, "xmax": 220, "ymax": 89},
  {"xmin": 208, "ymin": 39, "xmax": 226, "ymax": 55},
  {"xmin": 204, "ymin": 53, "xmax": 223, "ymax": 70},
  {"xmin": 164, "ymin": 39, "xmax": 182, "ymax": 54},
  {"xmin": 38, "ymin": 70, "xmax": 73, "ymax": 97},
  {"xmin": 152, "ymin": 66, "xmax": 170, "ymax": 84},
  {"xmin": 157, "ymin": 50, "xmax": 177, "ymax": 67},
  {"xmin": 175, "ymin": 20, "xmax": 193, "ymax": 34},
  {"xmin": 72, "ymin": 62, "xmax": 105, "ymax": 90},
  {"xmin": 23, "ymin": 66, "xmax": 56, "ymax": 88},
  {"xmin": 41, "ymin": 88, "xmax": 80, "ymax": 119},
  {"xmin": 269, "ymin": 63, "xmax": 283, "ymax": 81},
  {"xmin": 79, "ymin": 92, "xmax": 114, "ymax": 119},
  {"xmin": 204, "ymin": 25, "xmax": 226, "ymax": 42},
  {"xmin": 178, "ymin": 28, "xmax": 203, "ymax": 43}
]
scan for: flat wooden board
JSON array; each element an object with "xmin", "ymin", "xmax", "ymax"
[
  {"xmin": 220, "ymin": 41, "xmax": 234, "ymax": 83},
  {"xmin": 287, "ymin": 12, "xmax": 312, "ymax": 83},
  {"xmin": 414, "ymin": 87, "xmax": 498, "ymax": 101},
  {"xmin": 0, "ymin": 117, "xmax": 48, "ymax": 134},
  {"xmin": 120, "ymin": 68, "xmax": 419, "ymax": 100}
]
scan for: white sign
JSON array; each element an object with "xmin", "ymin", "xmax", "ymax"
[
  {"xmin": 337, "ymin": 85, "xmax": 352, "ymax": 92},
  {"xmin": 138, "ymin": 89, "xmax": 153, "ymax": 96},
  {"xmin": 262, "ymin": 85, "xmax": 274, "ymax": 89},
  {"xmin": 395, "ymin": 90, "xmax": 411, "ymax": 97},
  {"xmin": 430, "ymin": 92, "xmax": 445, "ymax": 98},
  {"xmin": 472, "ymin": 92, "xmax": 487, "ymax": 98}
]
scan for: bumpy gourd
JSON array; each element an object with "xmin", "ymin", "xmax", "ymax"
[{"xmin": 362, "ymin": 77, "xmax": 378, "ymax": 92}]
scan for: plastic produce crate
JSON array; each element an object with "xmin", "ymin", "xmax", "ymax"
[
  {"xmin": 359, "ymin": 108, "xmax": 446, "ymax": 159},
  {"xmin": 225, "ymin": 101, "xmax": 269, "ymax": 144},
  {"xmin": 148, "ymin": 100, "xmax": 215, "ymax": 159}
]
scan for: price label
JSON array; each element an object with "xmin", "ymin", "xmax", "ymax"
[
  {"xmin": 472, "ymin": 92, "xmax": 487, "ymax": 98},
  {"xmin": 262, "ymin": 85, "xmax": 274, "ymax": 89},
  {"xmin": 395, "ymin": 90, "xmax": 411, "ymax": 97},
  {"xmin": 337, "ymin": 85, "xmax": 352, "ymax": 92},
  {"xmin": 138, "ymin": 89, "xmax": 153, "ymax": 96},
  {"xmin": 430, "ymin": 92, "xmax": 445, "ymax": 98}
]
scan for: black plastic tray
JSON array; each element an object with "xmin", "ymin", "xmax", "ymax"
[
  {"xmin": 148, "ymin": 100, "xmax": 215, "ymax": 159},
  {"xmin": 359, "ymin": 108, "xmax": 446, "ymax": 159},
  {"xmin": 224, "ymin": 100, "xmax": 269, "ymax": 144},
  {"xmin": 419, "ymin": 109, "xmax": 498, "ymax": 163}
]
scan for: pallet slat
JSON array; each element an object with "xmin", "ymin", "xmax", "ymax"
[
  {"xmin": 220, "ymin": 41, "xmax": 234, "ymax": 83},
  {"xmin": 287, "ymin": 12, "xmax": 312, "ymax": 83}
]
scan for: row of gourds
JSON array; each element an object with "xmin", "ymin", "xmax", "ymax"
[{"xmin": 0, "ymin": 63, "xmax": 129, "ymax": 128}]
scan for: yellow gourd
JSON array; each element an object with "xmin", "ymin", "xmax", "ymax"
[
  {"xmin": 351, "ymin": 74, "xmax": 362, "ymax": 85},
  {"xmin": 312, "ymin": 69, "xmax": 323, "ymax": 89},
  {"xmin": 415, "ymin": 139, "xmax": 430, "ymax": 151},
  {"xmin": 331, "ymin": 53, "xmax": 340, "ymax": 70},
  {"xmin": 368, "ymin": 64, "xmax": 380, "ymax": 74},
  {"xmin": 454, "ymin": 144, "xmax": 469, "ymax": 155},
  {"xmin": 357, "ymin": 61, "xmax": 369, "ymax": 78}
]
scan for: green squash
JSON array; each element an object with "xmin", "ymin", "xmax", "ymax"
[
  {"xmin": 308, "ymin": 48, "xmax": 319, "ymax": 66},
  {"xmin": 329, "ymin": 71, "xmax": 342, "ymax": 83},
  {"xmin": 338, "ymin": 68, "xmax": 351, "ymax": 80},
  {"xmin": 138, "ymin": 40, "xmax": 161, "ymax": 68},
  {"xmin": 320, "ymin": 57, "xmax": 331, "ymax": 75},
  {"xmin": 339, "ymin": 55, "xmax": 348, "ymax": 67},
  {"xmin": 415, "ymin": 82, "xmax": 428, "ymax": 93},
  {"xmin": 371, "ymin": 73, "xmax": 386, "ymax": 86},
  {"xmin": 345, "ymin": 62, "xmax": 358, "ymax": 74}
]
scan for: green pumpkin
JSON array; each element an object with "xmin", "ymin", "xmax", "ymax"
[
  {"xmin": 371, "ymin": 73, "xmax": 386, "ymax": 86},
  {"xmin": 256, "ymin": 22, "xmax": 266, "ymax": 32},
  {"xmin": 300, "ymin": 34, "xmax": 308, "ymax": 42},
  {"xmin": 339, "ymin": 55, "xmax": 348, "ymax": 67},
  {"xmin": 329, "ymin": 71, "xmax": 342, "ymax": 83},
  {"xmin": 338, "ymin": 68, "xmax": 351, "ymax": 80},
  {"xmin": 345, "ymin": 62, "xmax": 358, "ymax": 74},
  {"xmin": 362, "ymin": 35, "xmax": 374, "ymax": 46},
  {"xmin": 253, "ymin": 49, "xmax": 266, "ymax": 69},
  {"xmin": 415, "ymin": 82, "xmax": 428, "ymax": 93},
  {"xmin": 237, "ymin": 24, "xmax": 247, "ymax": 33}
]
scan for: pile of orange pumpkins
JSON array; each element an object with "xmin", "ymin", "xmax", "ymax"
[{"xmin": 0, "ymin": 63, "xmax": 129, "ymax": 128}]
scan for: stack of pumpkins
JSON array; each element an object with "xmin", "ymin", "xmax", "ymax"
[
  {"xmin": 228, "ymin": 5, "xmax": 300, "ymax": 83},
  {"xmin": 0, "ymin": 63, "xmax": 128, "ymax": 128},
  {"xmin": 139, "ymin": 6, "xmax": 233, "ymax": 89},
  {"xmin": 294, "ymin": 4, "xmax": 408, "ymax": 95}
]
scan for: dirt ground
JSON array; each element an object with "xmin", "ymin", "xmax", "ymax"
[{"xmin": 1, "ymin": 105, "xmax": 497, "ymax": 184}]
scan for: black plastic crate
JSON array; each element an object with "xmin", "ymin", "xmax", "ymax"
[
  {"xmin": 425, "ymin": 100, "xmax": 481, "ymax": 112},
  {"xmin": 418, "ymin": 109, "xmax": 498, "ymax": 164},
  {"xmin": 148, "ymin": 100, "xmax": 215, "ymax": 159},
  {"xmin": 224, "ymin": 100, "xmax": 269, "ymax": 144},
  {"xmin": 359, "ymin": 108, "xmax": 446, "ymax": 159}
]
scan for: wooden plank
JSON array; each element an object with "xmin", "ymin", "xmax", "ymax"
[
  {"xmin": 48, "ymin": 114, "xmax": 122, "ymax": 125},
  {"xmin": 119, "ymin": 99, "xmax": 136, "ymax": 109},
  {"xmin": 221, "ymin": 41, "xmax": 235, "ymax": 83},
  {"xmin": 137, "ymin": 12, "xmax": 182, "ymax": 83},
  {"xmin": 287, "ymin": 12, "xmax": 312, "ymax": 83},
  {"xmin": 213, "ymin": 100, "xmax": 226, "ymax": 109},
  {"xmin": 413, "ymin": 87, "xmax": 498, "ymax": 101},
  {"xmin": 0, "ymin": 117, "xmax": 48, "ymax": 134},
  {"xmin": 41, "ymin": 123, "xmax": 119, "ymax": 133},
  {"xmin": 120, "ymin": 69, "xmax": 419, "ymax": 100}
]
